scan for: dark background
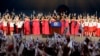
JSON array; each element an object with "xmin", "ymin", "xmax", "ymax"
[{"xmin": 0, "ymin": 0, "xmax": 100, "ymax": 15}]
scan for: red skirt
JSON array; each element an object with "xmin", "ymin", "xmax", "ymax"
[
  {"xmin": 84, "ymin": 26, "xmax": 88, "ymax": 32},
  {"xmin": 89, "ymin": 27, "xmax": 93, "ymax": 32},
  {"xmin": 10, "ymin": 27, "xmax": 14, "ymax": 32},
  {"xmin": 2, "ymin": 26, "xmax": 7, "ymax": 32},
  {"xmin": 93, "ymin": 26, "xmax": 97, "ymax": 32},
  {"xmin": 96, "ymin": 28, "xmax": 100, "ymax": 37},
  {"xmin": 24, "ymin": 27, "xmax": 30, "ymax": 35}
]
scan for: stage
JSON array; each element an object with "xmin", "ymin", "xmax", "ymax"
[{"xmin": 7, "ymin": 34, "xmax": 100, "ymax": 42}]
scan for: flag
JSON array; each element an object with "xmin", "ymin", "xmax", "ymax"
[
  {"xmin": 33, "ymin": 10, "xmax": 36, "ymax": 15},
  {"xmin": 18, "ymin": 43, "xmax": 24, "ymax": 56},
  {"xmin": 54, "ymin": 10, "xmax": 57, "ymax": 14},
  {"xmin": 68, "ymin": 40, "xmax": 73, "ymax": 49},
  {"xmin": 54, "ymin": 32, "xmax": 58, "ymax": 38},
  {"xmin": 35, "ymin": 46, "xmax": 38, "ymax": 56}
]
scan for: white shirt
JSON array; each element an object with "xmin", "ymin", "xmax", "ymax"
[
  {"xmin": 3, "ymin": 21, "xmax": 7, "ymax": 26},
  {"xmin": 17, "ymin": 21, "xmax": 24, "ymax": 28},
  {"xmin": 97, "ymin": 23, "xmax": 100, "ymax": 28},
  {"xmin": 68, "ymin": 40, "xmax": 73, "ymax": 49},
  {"xmin": 10, "ymin": 22, "xmax": 14, "ymax": 27},
  {"xmin": 84, "ymin": 22, "xmax": 88, "ymax": 26},
  {"xmin": 93, "ymin": 22, "xmax": 97, "ymax": 26},
  {"xmin": 81, "ymin": 23, "xmax": 84, "ymax": 27},
  {"xmin": 88, "ymin": 22, "xmax": 93, "ymax": 27}
]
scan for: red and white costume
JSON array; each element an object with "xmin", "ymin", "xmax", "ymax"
[
  {"xmin": 16, "ymin": 21, "xmax": 24, "ymax": 33},
  {"xmin": 92, "ymin": 22, "xmax": 97, "ymax": 32},
  {"xmin": 88, "ymin": 22, "xmax": 93, "ymax": 32},
  {"xmin": 84, "ymin": 22, "xmax": 89, "ymax": 32},
  {"xmin": 2, "ymin": 21, "xmax": 7, "ymax": 32},
  {"xmin": 96, "ymin": 23, "xmax": 100, "ymax": 37}
]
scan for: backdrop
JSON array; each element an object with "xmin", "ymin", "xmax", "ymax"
[{"xmin": 0, "ymin": 0, "xmax": 100, "ymax": 15}]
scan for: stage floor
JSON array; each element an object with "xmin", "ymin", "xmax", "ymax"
[{"xmin": 7, "ymin": 34, "xmax": 100, "ymax": 42}]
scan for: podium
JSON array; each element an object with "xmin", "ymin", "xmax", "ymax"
[{"xmin": 50, "ymin": 21, "xmax": 61, "ymax": 35}]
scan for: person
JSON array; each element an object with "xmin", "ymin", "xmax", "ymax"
[
  {"xmin": 15, "ymin": 16, "xmax": 24, "ymax": 38},
  {"xmin": 14, "ymin": 16, "xmax": 19, "ymax": 34},
  {"xmin": 9, "ymin": 18, "xmax": 14, "ymax": 36},
  {"xmin": 74, "ymin": 19, "xmax": 80, "ymax": 36},
  {"xmin": 60, "ymin": 16, "xmax": 65, "ymax": 35},
  {"xmin": 6, "ymin": 40, "xmax": 14, "ymax": 56},
  {"xmin": 92, "ymin": 17, "xmax": 97, "ymax": 37},
  {"xmin": 84, "ymin": 18, "xmax": 89, "ymax": 37},
  {"xmin": 32, "ymin": 16, "xmax": 40, "ymax": 35},
  {"xmin": 18, "ymin": 40, "xmax": 24, "ymax": 56},
  {"xmin": 57, "ymin": 45, "xmax": 63, "ymax": 56},
  {"xmin": 0, "ymin": 19, "xmax": 3, "ymax": 31},
  {"xmin": 65, "ymin": 15, "xmax": 70, "ymax": 36},
  {"xmin": 2, "ymin": 16, "xmax": 8, "ymax": 36},
  {"xmin": 88, "ymin": 19, "xmax": 93, "ymax": 37},
  {"xmin": 41, "ymin": 16, "xmax": 45, "ymax": 35},
  {"xmin": 79, "ymin": 15, "xmax": 84, "ymax": 37},
  {"xmin": 24, "ymin": 16, "xmax": 30, "ymax": 35},
  {"xmin": 71, "ymin": 16, "xmax": 76, "ymax": 36},
  {"xmin": 96, "ymin": 19, "xmax": 100, "ymax": 37},
  {"xmin": 41, "ymin": 16, "xmax": 50, "ymax": 35},
  {"xmin": 49, "ymin": 16, "xmax": 56, "ymax": 35}
]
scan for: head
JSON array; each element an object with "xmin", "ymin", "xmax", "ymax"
[
  {"xmin": 41, "ymin": 16, "xmax": 44, "ymax": 19},
  {"xmin": 15, "ymin": 16, "xmax": 19, "ymax": 21},
  {"xmin": 89, "ymin": 19, "xmax": 92, "ymax": 22}
]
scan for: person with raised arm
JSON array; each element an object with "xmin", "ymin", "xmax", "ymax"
[
  {"xmin": 84, "ymin": 17, "xmax": 89, "ymax": 37},
  {"xmin": 2, "ymin": 15, "xmax": 8, "ymax": 37},
  {"xmin": 79, "ymin": 15, "xmax": 84, "ymax": 37},
  {"xmin": 64, "ymin": 15, "xmax": 70, "ymax": 36},
  {"xmin": 41, "ymin": 16, "xmax": 45, "ymax": 35},
  {"xmin": 88, "ymin": 16, "xmax": 93, "ymax": 37},
  {"xmin": 96, "ymin": 18, "xmax": 100, "ymax": 37},
  {"xmin": 49, "ymin": 15, "xmax": 56, "ymax": 35},
  {"xmin": 14, "ymin": 16, "xmax": 19, "ymax": 34},
  {"xmin": 9, "ymin": 17, "xmax": 14, "ymax": 36},
  {"xmin": 60, "ymin": 15, "xmax": 65, "ymax": 35},
  {"xmin": 15, "ymin": 15, "xmax": 24, "ymax": 36},
  {"xmin": 32, "ymin": 16, "xmax": 40, "ymax": 36},
  {"xmin": 74, "ymin": 16, "xmax": 80, "ymax": 36},
  {"xmin": 71, "ymin": 13, "xmax": 76, "ymax": 36},
  {"xmin": 92, "ymin": 15, "xmax": 97, "ymax": 37},
  {"xmin": 41, "ymin": 16, "xmax": 50, "ymax": 36}
]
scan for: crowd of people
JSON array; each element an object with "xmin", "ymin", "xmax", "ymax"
[
  {"xmin": 0, "ymin": 32, "xmax": 100, "ymax": 56},
  {"xmin": 0, "ymin": 11, "xmax": 100, "ymax": 37}
]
